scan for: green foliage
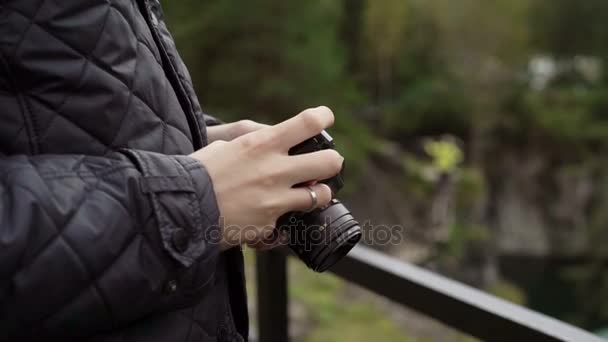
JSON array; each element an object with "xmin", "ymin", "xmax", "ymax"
[
  {"xmin": 399, "ymin": 152, "xmax": 438, "ymax": 205},
  {"xmin": 520, "ymin": 86, "xmax": 607, "ymax": 140},
  {"xmin": 289, "ymin": 259, "xmax": 414, "ymax": 342},
  {"xmin": 444, "ymin": 223, "xmax": 490, "ymax": 264},
  {"xmin": 488, "ymin": 280, "xmax": 527, "ymax": 306},
  {"xmin": 559, "ymin": 171, "xmax": 608, "ymax": 328},
  {"xmin": 453, "ymin": 168, "xmax": 486, "ymax": 216},
  {"xmin": 531, "ymin": 0, "xmax": 608, "ymax": 58},
  {"xmin": 243, "ymin": 250, "xmax": 415, "ymax": 341},
  {"xmin": 382, "ymin": 78, "xmax": 471, "ymax": 138},
  {"xmin": 163, "ymin": 0, "xmax": 608, "ymax": 151},
  {"xmin": 164, "ymin": 0, "xmax": 377, "ymax": 180},
  {"xmin": 424, "ymin": 139, "xmax": 463, "ymax": 173},
  {"xmin": 164, "ymin": 0, "xmax": 355, "ymax": 123},
  {"xmin": 162, "ymin": 0, "xmax": 608, "ymax": 332},
  {"xmin": 363, "ymin": 0, "xmax": 409, "ymax": 63}
]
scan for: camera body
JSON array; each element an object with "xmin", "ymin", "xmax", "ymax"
[{"xmin": 276, "ymin": 131, "xmax": 361, "ymax": 272}]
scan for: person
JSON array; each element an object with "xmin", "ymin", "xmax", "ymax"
[{"xmin": 0, "ymin": 1, "xmax": 343, "ymax": 341}]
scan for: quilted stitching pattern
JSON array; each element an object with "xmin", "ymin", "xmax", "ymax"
[
  {"xmin": 0, "ymin": 0, "xmax": 193, "ymax": 156},
  {"xmin": 1, "ymin": 155, "xmax": 153, "ymax": 334},
  {"xmin": 0, "ymin": 1, "xmax": 246, "ymax": 341}
]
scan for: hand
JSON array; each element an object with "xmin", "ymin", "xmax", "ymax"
[
  {"xmin": 207, "ymin": 119, "xmax": 280, "ymax": 250},
  {"xmin": 206, "ymin": 120, "xmax": 268, "ymax": 143},
  {"xmin": 190, "ymin": 107, "xmax": 343, "ymax": 250}
]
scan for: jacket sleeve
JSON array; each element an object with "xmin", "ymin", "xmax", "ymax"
[
  {"xmin": 203, "ymin": 113, "xmax": 223, "ymax": 127},
  {"xmin": 0, "ymin": 149, "xmax": 221, "ymax": 338}
]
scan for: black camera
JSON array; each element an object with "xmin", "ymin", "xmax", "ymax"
[{"xmin": 276, "ymin": 131, "xmax": 361, "ymax": 272}]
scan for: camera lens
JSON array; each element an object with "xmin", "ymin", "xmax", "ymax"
[
  {"xmin": 279, "ymin": 130, "xmax": 361, "ymax": 272},
  {"xmin": 279, "ymin": 199, "xmax": 362, "ymax": 272}
]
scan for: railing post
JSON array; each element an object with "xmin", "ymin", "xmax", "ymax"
[{"xmin": 256, "ymin": 249, "xmax": 289, "ymax": 342}]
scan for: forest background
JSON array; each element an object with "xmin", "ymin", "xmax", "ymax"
[{"xmin": 163, "ymin": 1, "xmax": 608, "ymax": 340}]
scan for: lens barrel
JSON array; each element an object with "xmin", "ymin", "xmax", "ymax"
[
  {"xmin": 278, "ymin": 130, "xmax": 361, "ymax": 272},
  {"xmin": 278, "ymin": 199, "xmax": 362, "ymax": 272}
]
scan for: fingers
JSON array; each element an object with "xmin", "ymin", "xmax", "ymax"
[
  {"xmin": 270, "ymin": 106, "xmax": 335, "ymax": 150},
  {"xmin": 229, "ymin": 120, "xmax": 269, "ymax": 140},
  {"xmin": 286, "ymin": 149, "xmax": 344, "ymax": 185},
  {"xmin": 283, "ymin": 183, "xmax": 333, "ymax": 213},
  {"xmin": 207, "ymin": 120, "xmax": 269, "ymax": 142}
]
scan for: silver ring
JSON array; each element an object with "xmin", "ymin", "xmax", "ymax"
[{"xmin": 305, "ymin": 186, "xmax": 318, "ymax": 212}]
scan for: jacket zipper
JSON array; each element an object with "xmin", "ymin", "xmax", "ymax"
[{"xmin": 137, "ymin": 0, "xmax": 204, "ymax": 150}]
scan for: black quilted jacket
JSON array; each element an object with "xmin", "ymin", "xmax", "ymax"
[{"xmin": 0, "ymin": 1, "xmax": 248, "ymax": 341}]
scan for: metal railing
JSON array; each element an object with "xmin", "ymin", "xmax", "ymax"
[{"xmin": 256, "ymin": 245, "xmax": 605, "ymax": 342}]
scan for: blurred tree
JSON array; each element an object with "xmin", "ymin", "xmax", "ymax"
[
  {"xmin": 160, "ymin": 0, "xmax": 608, "ymax": 332},
  {"xmin": 531, "ymin": 0, "xmax": 608, "ymax": 59},
  {"xmin": 164, "ymin": 0, "xmax": 351, "ymax": 122},
  {"xmin": 363, "ymin": 0, "xmax": 408, "ymax": 102},
  {"xmin": 419, "ymin": 0, "xmax": 530, "ymax": 162},
  {"xmin": 340, "ymin": 0, "xmax": 364, "ymax": 75}
]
